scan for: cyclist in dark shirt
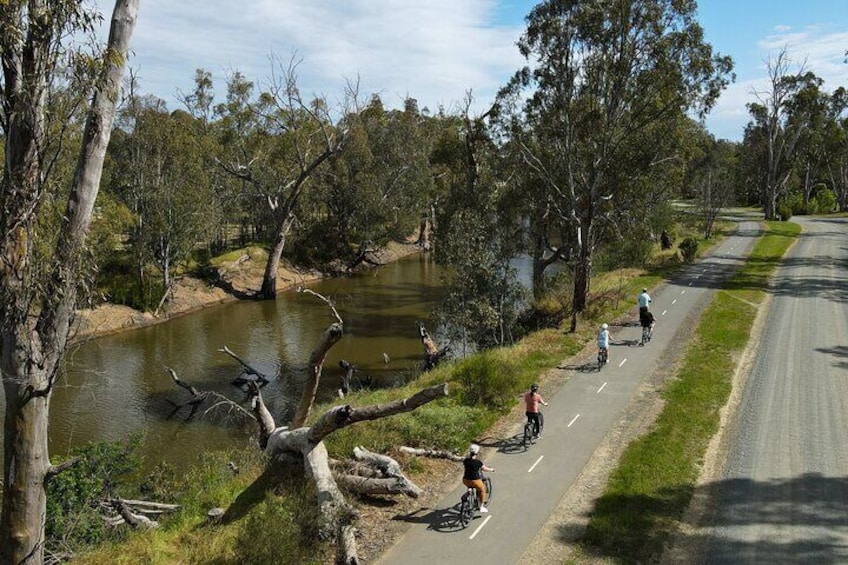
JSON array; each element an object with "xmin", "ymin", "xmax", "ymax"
[
  {"xmin": 640, "ymin": 309, "xmax": 655, "ymax": 331},
  {"xmin": 462, "ymin": 443, "xmax": 495, "ymax": 513}
]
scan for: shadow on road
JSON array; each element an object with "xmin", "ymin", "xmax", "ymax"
[
  {"xmin": 816, "ymin": 345, "xmax": 848, "ymax": 370},
  {"xmin": 392, "ymin": 503, "xmax": 467, "ymax": 534},
  {"xmin": 564, "ymin": 473, "xmax": 848, "ymax": 564}
]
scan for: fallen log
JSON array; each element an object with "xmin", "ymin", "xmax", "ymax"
[{"xmin": 399, "ymin": 446, "xmax": 463, "ymax": 462}]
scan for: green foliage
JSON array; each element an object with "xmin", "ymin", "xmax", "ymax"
[
  {"xmin": 138, "ymin": 462, "xmax": 181, "ymax": 503},
  {"xmin": 678, "ymin": 237, "xmax": 699, "ymax": 263},
  {"xmin": 776, "ymin": 199, "xmax": 794, "ymax": 221},
  {"xmin": 810, "ymin": 187, "xmax": 837, "ymax": 214},
  {"xmin": 454, "ymin": 351, "xmax": 520, "ymax": 410},
  {"xmin": 46, "ymin": 436, "xmax": 142, "ymax": 552}
]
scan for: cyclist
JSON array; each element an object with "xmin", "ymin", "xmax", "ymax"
[
  {"xmin": 598, "ymin": 323, "xmax": 611, "ymax": 363},
  {"xmin": 462, "ymin": 444, "xmax": 495, "ymax": 513},
  {"xmin": 638, "ymin": 288, "xmax": 652, "ymax": 315},
  {"xmin": 640, "ymin": 308, "xmax": 655, "ymax": 334},
  {"xmin": 524, "ymin": 383, "xmax": 549, "ymax": 439}
]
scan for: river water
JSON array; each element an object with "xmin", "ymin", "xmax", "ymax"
[{"xmin": 48, "ymin": 253, "xmax": 445, "ymax": 470}]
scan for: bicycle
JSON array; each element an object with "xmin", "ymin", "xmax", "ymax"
[
  {"xmin": 597, "ymin": 347, "xmax": 608, "ymax": 371},
  {"xmin": 522, "ymin": 412, "xmax": 544, "ymax": 450},
  {"xmin": 458, "ymin": 474, "xmax": 493, "ymax": 528},
  {"xmin": 640, "ymin": 324, "xmax": 653, "ymax": 346}
]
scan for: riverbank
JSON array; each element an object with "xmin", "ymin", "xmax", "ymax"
[{"xmin": 70, "ymin": 240, "xmax": 423, "ymax": 344}]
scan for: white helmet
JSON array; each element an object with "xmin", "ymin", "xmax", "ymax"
[
  {"xmin": 469, "ymin": 443, "xmax": 480, "ymax": 455},
  {"xmin": 602, "ymin": 323, "xmax": 608, "ymax": 329}
]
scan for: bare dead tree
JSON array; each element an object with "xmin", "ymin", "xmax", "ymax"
[
  {"xmin": 418, "ymin": 323, "xmax": 449, "ymax": 370},
  {"xmin": 165, "ymin": 290, "xmax": 448, "ymax": 563},
  {"xmin": 217, "ymin": 345, "xmax": 271, "ymax": 386}
]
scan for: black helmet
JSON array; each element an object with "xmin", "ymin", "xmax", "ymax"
[{"xmin": 530, "ymin": 383, "xmax": 539, "ymax": 392}]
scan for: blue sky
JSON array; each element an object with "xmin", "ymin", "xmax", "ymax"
[{"xmin": 126, "ymin": 0, "xmax": 848, "ymax": 141}]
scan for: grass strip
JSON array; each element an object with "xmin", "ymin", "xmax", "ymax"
[{"xmin": 582, "ymin": 221, "xmax": 800, "ymax": 563}]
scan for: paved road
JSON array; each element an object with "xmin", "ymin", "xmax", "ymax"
[
  {"xmin": 377, "ymin": 219, "xmax": 761, "ymax": 565},
  {"xmin": 696, "ymin": 216, "xmax": 848, "ymax": 564}
]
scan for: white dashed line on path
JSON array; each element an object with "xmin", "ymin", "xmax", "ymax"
[
  {"xmin": 469, "ymin": 515, "xmax": 492, "ymax": 540},
  {"xmin": 681, "ymin": 290, "xmax": 686, "ymax": 294},
  {"xmin": 568, "ymin": 414, "xmax": 580, "ymax": 428},
  {"xmin": 597, "ymin": 382, "xmax": 607, "ymax": 394},
  {"xmin": 618, "ymin": 358, "xmax": 627, "ymax": 368},
  {"xmin": 672, "ymin": 299, "xmax": 677, "ymax": 305},
  {"xmin": 662, "ymin": 310, "xmax": 667, "ymax": 316},
  {"xmin": 527, "ymin": 455, "xmax": 544, "ymax": 473}
]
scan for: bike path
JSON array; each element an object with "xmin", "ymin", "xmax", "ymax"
[{"xmin": 377, "ymin": 220, "xmax": 761, "ymax": 565}]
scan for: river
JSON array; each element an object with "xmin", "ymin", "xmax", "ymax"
[{"xmin": 49, "ymin": 252, "xmax": 445, "ymax": 470}]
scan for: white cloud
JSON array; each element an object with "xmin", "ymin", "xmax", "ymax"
[
  {"xmin": 757, "ymin": 26, "xmax": 848, "ymax": 86},
  {"xmin": 128, "ymin": 0, "xmax": 526, "ymax": 113},
  {"xmin": 773, "ymin": 25, "xmax": 792, "ymax": 33}
]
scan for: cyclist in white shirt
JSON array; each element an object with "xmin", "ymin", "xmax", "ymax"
[
  {"xmin": 638, "ymin": 288, "xmax": 652, "ymax": 315},
  {"xmin": 597, "ymin": 323, "xmax": 611, "ymax": 362}
]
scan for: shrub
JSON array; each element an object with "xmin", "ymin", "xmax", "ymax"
[
  {"xmin": 810, "ymin": 188, "xmax": 836, "ymax": 214},
  {"xmin": 46, "ymin": 436, "xmax": 142, "ymax": 552},
  {"xmin": 679, "ymin": 238, "xmax": 699, "ymax": 263},
  {"xmin": 454, "ymin": 351, "xmax": 518, "ymax": 410},
  {"xmin": 776, "ymin": 200, "xmax": 793, "ymax": 221}
]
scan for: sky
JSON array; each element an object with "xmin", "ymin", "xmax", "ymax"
[{"xmin": 123, "ymin": 0, "xmax": 848, "ymax": 141}]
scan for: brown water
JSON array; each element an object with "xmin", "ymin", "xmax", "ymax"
[{"xmin": 48, "ymin": 253, "xmax": 444, "ymax": 470}]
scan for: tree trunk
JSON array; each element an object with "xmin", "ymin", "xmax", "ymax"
[
  {"xmin": 764, "ymin": 189, "xmax": 778, "ymax": 220},
  {"xmin": 569, "ymin": 224, "xmax": 592, "ymax": 333},
  {"xmin": 0, "ymin": 360, "xmax": 51, "ymax": 565},
  {"xmin": 260, "ymin": 213, "xmax": 295, "ymax": 300},
  {"xmin": 0, "ymin": 2, "xmax": 139, "ymax": 563}
]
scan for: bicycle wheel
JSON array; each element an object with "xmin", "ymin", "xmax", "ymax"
[
  {"xmin": 459, "ymin": 496, "xmax": 472, "ymax": 528},
  {"xmin": 597, "ymin": 351, "xmax": 603, "ymax": 371},
  {"xmin": 523, "ymin": 421, "xmax": 533, "ymax": 450},
  {"xmin": 484, "ymin": 476, "xmax": 493, "ymax": 504},
  {"xmin": 641, "ymin": 327, "xmax": 648, "ymax": 346}
]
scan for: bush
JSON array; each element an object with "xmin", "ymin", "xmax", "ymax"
[
  {"xmin": 810, "ymin": 188, "xmax": 837, "ymax": 214},
  {"xmin": 776, "ymin": 201, "xmax": 793, "ymax": 221},
  {"xmin": 679, "ymin": 238, "xmax": 699, "ymax": 263},
  {"xmin": 46, "ymin": 436, "xmax": 142, "ymax": 552},
  {"xmin": 454, "ymin": 351, "xmax": 518, "ymax": 410}
]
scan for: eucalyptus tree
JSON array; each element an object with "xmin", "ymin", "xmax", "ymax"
[
  {"xmin": 790, "ymin": 75, "xmax": 833, "ymax": 210},
  {"xmin": 0, "ymin": 1, "xmax": 138, "ymax": 562},
  {"xmin": 745, "ymin": 49, "xmax": 820, "ymax": 219},
  {"xmin": 691, "ymin": 137, "xmax": 738, "ymax": 238},
  {"xmin": 821, "ymin": 88, "xmax": 848, "ymax": 211},
  {"xmin": 311, "ymin": 95, "xmax": 434, "ymax": 266},
  {"xmin": 215, "ymin": 56, "xmax": 352, "ymax": 299},
  {"xmin": 500, "ymin": 0, "xmax": 732, "ymax": 330},
  {"xmin": 109, "ymin": 101, "xmax": 218, "ymax": 307},
  {"xmin": 433, "ymin": 97, "xmax": 525, "ymax": 350}
]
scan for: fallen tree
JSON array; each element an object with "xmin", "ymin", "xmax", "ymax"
[{"xmin": 166, "ymin": 289, "xmax": 448, "ymax": 564}]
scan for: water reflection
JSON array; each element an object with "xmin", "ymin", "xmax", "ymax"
[{"xmin": 48, "ymin": 253, "xmax": 444, "ymax": 470}]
